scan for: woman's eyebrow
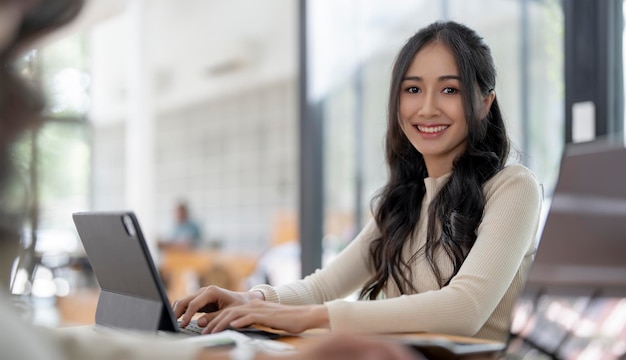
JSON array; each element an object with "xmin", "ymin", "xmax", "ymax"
[{"xmin": 402, "ymin": 75, "xmax": 461, "ymax": 82}]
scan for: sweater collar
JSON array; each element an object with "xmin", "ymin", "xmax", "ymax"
[{"xmin": 423, "ymin": 172, "xmax": 452, "ymax": 203}]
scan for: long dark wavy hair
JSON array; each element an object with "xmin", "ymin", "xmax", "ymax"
[{"xmin": 360, "ymin": 21, "xmax": 510, "ymax": 300}]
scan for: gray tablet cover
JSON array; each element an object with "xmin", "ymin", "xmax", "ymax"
[{"xmin": 72, "ymin": 211, "xmax": 179, "ymax": 333}]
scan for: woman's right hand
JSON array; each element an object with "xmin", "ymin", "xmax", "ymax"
[{"xmin": 172, "ymin": 285, "xmax": 264, "ymax": 328}]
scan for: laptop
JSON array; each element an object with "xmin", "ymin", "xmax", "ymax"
[
  {"xmin": 506, "ymin": 141, "xmax": 626, "ymax": 359},
  {"xmin": 72, "ymin": 211, "xmax": 279, "ymax": 341}
]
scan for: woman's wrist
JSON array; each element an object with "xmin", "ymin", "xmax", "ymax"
[
  {"xmin": 247, "ymin": 290, "xmax": 265, "ymax": 301},
  {"xmin": 309, "ymin": 304, "xmax": 330, "ymax": 329}
]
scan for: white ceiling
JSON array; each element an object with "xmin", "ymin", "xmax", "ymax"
[{"xmin": 52, "ymin": 0, "xmax": 298, "ymax": 121}]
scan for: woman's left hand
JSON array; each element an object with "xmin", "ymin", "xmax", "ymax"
[{"xmin": 196, "ymin": 300, "xmax": 330, "ymax": 334}]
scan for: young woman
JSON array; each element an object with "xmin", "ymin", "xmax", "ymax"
[{"xmin": 174, "ymin": 20, "xmax": 543, "ymax": 342}]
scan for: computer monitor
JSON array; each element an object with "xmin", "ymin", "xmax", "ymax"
[{"xmin": 507, "ymin": 141, "xmax": 626, "ymax": 359}]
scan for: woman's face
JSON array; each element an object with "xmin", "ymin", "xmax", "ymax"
[{"xmin": 398, "ymin": 42, "xmax": 489, "ymax": 177}]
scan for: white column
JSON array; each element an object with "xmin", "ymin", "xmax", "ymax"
[{"xmin": 124, "ymin": 0, "xmax": 156, "ymax": 254}]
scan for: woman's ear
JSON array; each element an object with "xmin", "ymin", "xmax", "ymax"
[{"xmin": 479, "ymin": 90, "xmax": 496, "ymax": 119}]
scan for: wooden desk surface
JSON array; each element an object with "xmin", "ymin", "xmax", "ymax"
[
  {"xmin": 253, "ymin": 328, "xmax": 504, "ymax": 360},
  {"xmin": 57, "ymin": 323, "xmax": 503, "ymax": 360}
]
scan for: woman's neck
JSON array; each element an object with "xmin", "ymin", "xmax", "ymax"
[{"xmin": 425, "ymin": 162, "xmax": 453, "ymax": 178}]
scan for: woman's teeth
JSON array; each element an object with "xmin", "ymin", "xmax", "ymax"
[{"xmin": 417, "ymin": 125, "xmax": 448, "ymax": 133}]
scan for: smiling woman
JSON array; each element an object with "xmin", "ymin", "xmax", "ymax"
[{"xmin": 173, "ymin": 20, "xmax": 543, "ymax": 343}]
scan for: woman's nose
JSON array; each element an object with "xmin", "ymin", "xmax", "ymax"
[{"xmin": 417, "ymin": 93, "xmax": 440, "ymax": 118}]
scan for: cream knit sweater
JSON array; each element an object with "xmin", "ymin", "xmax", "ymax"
[{"xmin": 252, "ymin": 164, "xmax": 543, "ymax": 342}]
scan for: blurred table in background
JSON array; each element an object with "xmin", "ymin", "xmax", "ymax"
[
  {"xmin": 159, "ymin": 249, "xmax": 258, "ymax": 301},
  {"xmin": 55, "ymin": 289, "xmax": 99, "ymax": 326}
]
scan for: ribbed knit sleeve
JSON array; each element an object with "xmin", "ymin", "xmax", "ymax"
[{"xmin": 252, "ymin": 219, "xmax": 378, "ymax": 305}]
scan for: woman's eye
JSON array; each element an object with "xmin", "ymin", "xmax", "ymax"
[
  {"xmin": 442, "ymin": 87, "xmax": 458, "ymax": 94},
  {"xmin": 406, "ymin": 86, "xmax": 420, "ymax": 94}
]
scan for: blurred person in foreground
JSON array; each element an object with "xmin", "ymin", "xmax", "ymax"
[{"xmin": 0, "ymin": 0, "xmax": 420, "ymax": 359}]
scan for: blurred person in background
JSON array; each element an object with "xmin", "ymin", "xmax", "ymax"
[{"xmin": 159, "ymin": 200, "xmax": 203, "ymax": 250}]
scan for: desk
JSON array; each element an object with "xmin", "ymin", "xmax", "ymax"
[
  {"xmin": 202, "ymin": 329, "xmax": 504, "ymax": 360},
  {"xmin": 57, "ymin": 324, "xmax": 503, "ymax": 360}
]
